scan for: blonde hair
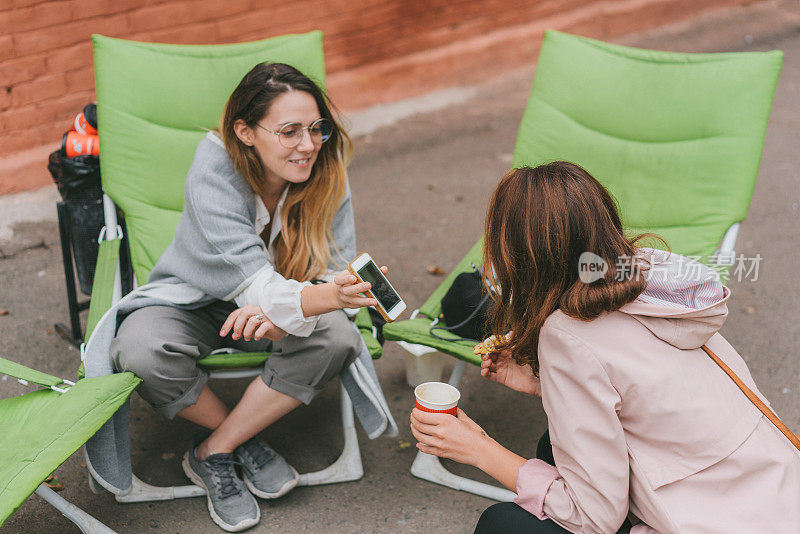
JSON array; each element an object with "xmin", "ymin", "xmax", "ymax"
[{"xmin": 219, "ymin": 62, "xmax": 353, "ymax": 281}]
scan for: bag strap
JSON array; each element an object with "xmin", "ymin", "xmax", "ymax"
[
  {"xmin": 701, "ymin": 345, "xmax": 800, "ymax": 451},
  {"xmin": 429, "ymin": 291, "xmax": 491, "ymax": 342}
]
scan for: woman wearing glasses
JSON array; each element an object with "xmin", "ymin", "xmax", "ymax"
[{"xmin": 111, "ymin": 63, "xmax": 382, "ymax": 532}]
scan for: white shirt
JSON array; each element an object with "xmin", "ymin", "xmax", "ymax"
[{"xmin": 232, "ymin": 187, "xmax": 322, "ymax": 337}]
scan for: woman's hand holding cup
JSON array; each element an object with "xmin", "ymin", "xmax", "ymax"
[
  {"xmin": 410, "ymin": 407, "xmax": 490, "ymax": 466},
  {"xmin": 410, "ymin": 382, "xmax": 486, "ymax": 465}
]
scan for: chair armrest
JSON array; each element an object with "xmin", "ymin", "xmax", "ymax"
[
  {"xmin": 84, "ymin": 238, "xmax": 121, "ymax": 343},
  {"xmin": 0, "ymin": 357, "xmax": 72, "ymax": 390},
  {"xmin": 354, "ymin": 307, "xmax": 382, "ymax": 359}
]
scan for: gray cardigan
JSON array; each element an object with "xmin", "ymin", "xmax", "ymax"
[
  {"xmin": 83, "ymin": 134, "xmax": 397, "ymax": 495},
  {"xmin": 149, "ymin": 132, "xmax": 356, "ymax": 304}
]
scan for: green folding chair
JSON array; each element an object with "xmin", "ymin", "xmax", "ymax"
[
  {"xmin": 0, "ymin": 357, "xmax": 140, "ymax": 532},
  {"xmin": 83, "ymin": 30, "xmax": 382, "ymax": 505},
  {"xmin": 384, "ymin": 29, "xmax": 783, "ymax": 500}
]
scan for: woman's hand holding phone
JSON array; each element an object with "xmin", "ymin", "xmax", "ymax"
[
  {"xmin": 300, "ymin": 266, "xmax": 389, "ymax": 318},
  {"xmin": 331, "ymin": 267, "xmax": 386, "ymax": 309}
]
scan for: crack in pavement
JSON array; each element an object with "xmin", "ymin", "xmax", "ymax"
[{"xmin": 0, "ymin": 240, "xmax": 49, "ymax": 260}]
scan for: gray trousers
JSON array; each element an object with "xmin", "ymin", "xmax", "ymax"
[{"xmin": 110, "ymin": 300, "xmax": 362, "ymax": 419}]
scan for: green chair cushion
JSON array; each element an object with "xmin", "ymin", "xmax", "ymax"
[
  {"xmin": 197, "ymin": 352, "xmax": 271, "ymax": 370},
  {"xmin": 0, "ymin": 373, "xmax": 141, "ymax": 525},
  {"xmin": 198, "ymin": 306, "xmax": 382, "ymax": 368},
  {"xmin": 85, "ymin": 238, "xmax": 120, "ymax": 342},
  {"xmin": 383, "ymin": 317, "xmax": 480, "ymax": 365},
  {"xmin": 93, "ymin": 31, "xmax": 382, "ymax": 363},
  {"xmin": 354, "ymin": 307, "xmax": 383, "ymax": 359},
  {"xmin": 514, "ymin": 30, "xmax": 783, "ymax": 264}
]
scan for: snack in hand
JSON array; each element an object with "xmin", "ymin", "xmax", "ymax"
[{"xmin": 473, "ymin": 334, "xmax": 504, "ymax": 356}]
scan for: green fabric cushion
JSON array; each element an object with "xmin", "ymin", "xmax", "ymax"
[
  {"xmin": 383, "ymin": 317, "xmax": 480, "ymax": 365},
  {"xmin": 85, "ymin": 237, "xmax": 120, "ymax": 342},
  {"xmin": 354, "ymin": 307, "xmax": 382, "ymax": 359},
  {"xmin": 92, "ymin": 31, "xmax": 326, "ymax": 285},
  {"xmin": 0, "ymin": 373, "xmax": 141, "ymax": 525},
  {"xmin": 514, "ymin": 30, "xmax": 783, "ymax": 263},
  {"xmin": 386, "ymin": 31, "xmax": 782, "ymax": 363},
  {"xmin": 199, "ymin": 307, "xmax": 382, "ymax": 369},
  {"xmin": 197, "ymin": 352, "xmax": 270, "ymax": 370}
]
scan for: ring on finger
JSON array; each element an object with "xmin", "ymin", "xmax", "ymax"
[{"xmin": 250, "ymin": 313, "xmax": 266, "ymax": 322}]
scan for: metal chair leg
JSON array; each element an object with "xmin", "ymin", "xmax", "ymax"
[
  {"xmin": 114, "ymin": 475, "xmax": 204, "ymax": 503},
  {"xmin": 36, "ymin": 483, "xmax": 117, "ymax": 534},
  {"xmin": 410, "ymin": 451, "xmax": 515, "ymax": 501},
  {"xmin": 297, "ymin": 382, "xmax": 364, "ymax": 486}
]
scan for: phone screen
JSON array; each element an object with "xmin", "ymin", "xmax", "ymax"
[{"xmin": 357, "ymin": 260, "xmax": 401, "ymax": 311}]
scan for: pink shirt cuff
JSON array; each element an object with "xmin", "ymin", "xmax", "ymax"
[{"xmin": 513, "ymin": 458, "xmax": 561, "ymax": 520}]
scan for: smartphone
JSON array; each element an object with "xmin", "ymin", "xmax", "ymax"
[{"xmin": 347, "ymin": 252, "xmax": 407, "ymax": 322}]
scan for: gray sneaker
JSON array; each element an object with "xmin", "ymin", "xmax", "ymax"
[
  {"xmin": 236, "ymin": 436, "xmax": 299, "ymax": 499},
  {"xmin": 182, "ymin": 433, "xmax": 260, "ymax": 532}
]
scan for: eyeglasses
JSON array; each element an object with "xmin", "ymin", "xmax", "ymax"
[{"xmin": 256, "ymin": 118, "xmax": 333, "ymax": 148}]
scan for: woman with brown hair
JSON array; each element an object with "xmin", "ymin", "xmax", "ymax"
[
  {"xmin": 410, "ymin": 161, "xmax": 800, "ymax": 533},
  {"xmin": 108, "ymin": 63, "xmax": 393, "ymax": 531}
]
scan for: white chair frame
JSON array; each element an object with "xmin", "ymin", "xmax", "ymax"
[
  {"xmin": 35, "ymin": 483, "xmax": 116, "ymax": 534},
  {"xmin": 398, "ymin": 223, "xmax": 740, "ymax": 502}
]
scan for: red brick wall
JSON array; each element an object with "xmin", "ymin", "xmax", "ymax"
[{"xmin": 0, "ymin": 0, "xmax": 760, "ymax": 195}]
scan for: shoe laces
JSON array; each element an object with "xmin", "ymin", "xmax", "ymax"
[
  {"xmin": 241, "ymin": 439, "xmax": 276, "ymax": 471},
  {"xmin": 204, "ymin": 455, "xmax": 244, "ymax": 500}
]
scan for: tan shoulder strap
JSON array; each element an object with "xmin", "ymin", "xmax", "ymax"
[{"xmin": 701, "ymin": 345, "xmax": 800, "ymax": 452}]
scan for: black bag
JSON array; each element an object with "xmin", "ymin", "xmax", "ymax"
[
  {"xmin": 430, "ymin": 266, "xmax": 494, "ymax": 342},
  {"xmin": 367, "ymin": 307, "xmax": 387, "ymax": 345},
  {"xmin": 48, "ymin": 150, "xmax": 101, "ymax": 201},
  {"xmin": 48, "ymin": 149, "xmax": 106, "ymax": 295}
]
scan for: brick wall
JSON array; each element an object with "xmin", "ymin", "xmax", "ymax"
[{"xmin": 0, "ymin": 0, "xmax": 760, "ymax": 195}]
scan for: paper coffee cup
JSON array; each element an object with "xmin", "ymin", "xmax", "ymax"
[{"xmin": 414, "ymin": 381, "xmax": 460, "ymax": 416}]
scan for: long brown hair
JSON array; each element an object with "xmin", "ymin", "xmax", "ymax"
[
  {"xmin": 483, "ymin": 161, "xmax": 657, "ymax": 374},
  {"xmin": 219, "ymin": 62, "xmax": 353, "ymax": 281}
]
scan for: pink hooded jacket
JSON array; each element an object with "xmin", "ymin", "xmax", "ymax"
[{"xmin": 514, "ymin": 249, "xmax": 800, "ymax": 533}]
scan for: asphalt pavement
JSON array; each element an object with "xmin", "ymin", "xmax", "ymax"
[{"xmin": 2, "ymin": 3, "xmax": 799, "ymax": 532}]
